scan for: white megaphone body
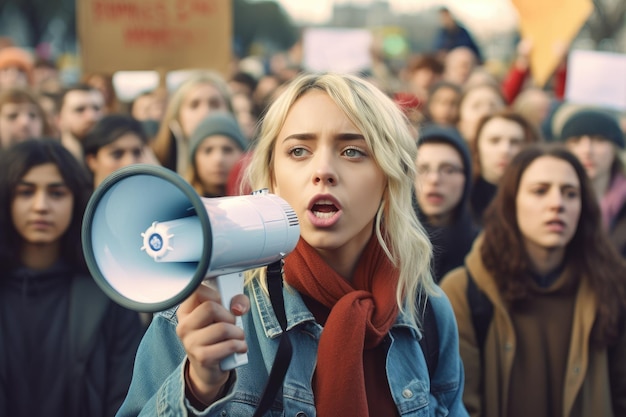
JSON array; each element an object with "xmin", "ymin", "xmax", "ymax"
[{"xmin": 81, "ymin": 164, "xmax": 300, "ymax": 370}]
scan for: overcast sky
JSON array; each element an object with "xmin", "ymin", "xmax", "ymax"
[{"xmin": 271, "ymin": 0, "xmax": 520, "ymax": 31}]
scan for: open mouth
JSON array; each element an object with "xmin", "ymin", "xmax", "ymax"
[
  {"xmin": 545, "ymin": 219, "xmax": 566, "ymax": 231},
  {"xmin": 311, "ymin": 200, "xmax": 339, "ymax": 219}
]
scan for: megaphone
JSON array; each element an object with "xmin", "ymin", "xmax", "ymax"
[{"xmin": 81, "ymin": 164, "xmax": 300, "ymax": 370}]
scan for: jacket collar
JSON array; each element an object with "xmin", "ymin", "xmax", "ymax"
[{"xmin": 250, "ymin": 277, "xmax": 420, "ymax": 339}]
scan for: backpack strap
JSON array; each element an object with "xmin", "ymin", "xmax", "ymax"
[
  {"xmin": 465, "ymin": 267, "xmax": 493, "ymax": 354},
  {"xmin": 418, "ymin": 294, "xmax": 439, "ymax": 381},
  {"xmin": 252, "ymin": 260, "xmax": 293, "ymax": 417}
]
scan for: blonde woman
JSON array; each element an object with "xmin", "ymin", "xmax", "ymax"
[
  {"xmin": 118, "ymin": 73, "xmax": 468, "ymax": 417},
  {"xmin": 151, "ymin": 71, "xmax": 234, "ymax": 175}
]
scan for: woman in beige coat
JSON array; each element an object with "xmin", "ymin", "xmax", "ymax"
[{"xmin": 441, "ymin": 144, "xmax": 626, "ymax": 417}]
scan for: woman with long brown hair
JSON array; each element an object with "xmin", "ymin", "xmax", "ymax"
[
  {"xmin": 441, "ymin": 144, "xmax": 626, "ymax": 417},
  {"xmin": 469, "ymin": 110, "xmax": 541, "ymax": 225}
]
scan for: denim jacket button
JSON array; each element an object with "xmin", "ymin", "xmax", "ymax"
[
  {"xmin": 402, "ymin": 389, "xmax": 413, "ymax": 399},
  {"xmin": 220, "ymin": 412, "xmax": 227, "ymax": 416},
  {"xmin": 295, "ymin": 412, "xmax": 307, "ymax": 417}
]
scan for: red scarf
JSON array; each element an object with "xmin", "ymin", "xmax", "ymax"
[{"xmin": 283, "ymin": 235, "xmax": 399, "ymax": 417}]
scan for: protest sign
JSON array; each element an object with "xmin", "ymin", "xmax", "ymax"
[
  {"xmin": 565, "ymin": 49, "xmax": 626, "ymax": 111},
  {"xmin": 78, "ymin": 0, "xmax": 231, "ymax": 75},
  {"xmin": 302, "ymin": 28, "xmax": 373, "ymax": 74},
  {"xmin": 512, "ymin": 0, "xmax": 593, "ymax": 87}
]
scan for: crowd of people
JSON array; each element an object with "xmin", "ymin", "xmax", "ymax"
[{"xmin": 1, "ymin": 5, "xmax": 626, "ymax": 416}]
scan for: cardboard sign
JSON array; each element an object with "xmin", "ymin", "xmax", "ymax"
[
  {"xmin": 565, "ymin": 49, "xmax": 626, "ymax": 111},
  {"xmin": 78, "ymin": 0, "xmax": 232, "ymax": 75},
  {"xmin": 302, "ymin": 28, "xmax": 373, "ymax": 74},
  {"xmin": 512, "ymin": 0, "xmax": 593, "ymax": 88}
]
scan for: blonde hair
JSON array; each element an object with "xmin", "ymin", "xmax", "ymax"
[
  {"xmin": 243, "ymin": 72, "xmax": 436, "ymax": 323},
  {"xmin": 152, "ymin": 71, "xmax": 233, "ymax": 165}
]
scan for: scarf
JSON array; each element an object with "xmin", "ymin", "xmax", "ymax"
[{"xmin": 283, "ymin": 235, "xmax": 399, "ymax": 417}]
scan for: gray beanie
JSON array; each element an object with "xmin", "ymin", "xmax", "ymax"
[
  {"xmin": 560, "ymin": 109, "xmax": 624, "ymax": 149},
  {"xmin": 189, "ymin": 112, "xmax": 248, "ymax": 159}
]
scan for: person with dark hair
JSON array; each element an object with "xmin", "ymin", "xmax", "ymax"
[
  {"xmin": 414, "ymin": 124, "xmax": 479, "ymax": 282},
  {"xmin": 469, "ymin": 110, "xmax": 541, "ymax": 225},
  {"xmin": 228, "ymin": 71, "xmax": 258, "ymax": 97},
  {"xmin": 423, "ymin": 80, "xmax": 462, "ymax": 126},
  {"xmin": 403, "ymin": 53, "xmax": 445, "ymax": 105},
  {"xmin": 433, "ymin": 7, "xmax": 483, "ymax": 64},
  {"xmin": 82, "ymin": 113, "xmax": 155, "ymax": 187},
  {"xmin": 558, "ymin": 108, "xmax": 626, "ymax": 256},
  {"xmin": 0, "ymin": 139, "xmax": 143, "ymax": 416},
  {"xmin": 441, "ymin": 144, "xmax": 626, "ymax": 417},
  {"xmin": 57, "ymin": 84, "xmax": 105, "ymax": 161}
]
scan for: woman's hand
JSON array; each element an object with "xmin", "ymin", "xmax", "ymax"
[{"xmin": 176, "ymin": 282, "xmax": 250, "ymax": 405}]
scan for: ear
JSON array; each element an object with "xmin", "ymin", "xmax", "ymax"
[{"xmin": 85, "ymin": 153, "xmax": 98, "ymax": 174}]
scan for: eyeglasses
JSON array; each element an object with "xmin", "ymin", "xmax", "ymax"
[{"xmin": 416, "ymin": 164, "xmax": 464, "ymax": 178}]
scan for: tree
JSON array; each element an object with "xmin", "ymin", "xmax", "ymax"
[{"xmin": 586, "ymin": 0, "xmax": 626, "ymax": 48}]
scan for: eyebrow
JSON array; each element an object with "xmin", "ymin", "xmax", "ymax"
[
  {"xmin": 528, "ymin": 181, "xmax": 580, "ymax": 188},
  {"xmin": 282, "ymin": 132, "xmax": 365, "ymax": 143},
  {"xmin": 17, "ymin": 180, "xmax": 68, "ymax": 188}
]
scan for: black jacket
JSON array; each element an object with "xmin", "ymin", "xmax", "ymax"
[
  {"xmin": 0, "ymin": 263, "xmax": 144, "ymax": 417},
  {"xmin": 415, "ymin": 124, "xmax": 480, "ymax": 283}
]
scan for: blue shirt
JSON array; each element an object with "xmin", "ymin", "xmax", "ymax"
[{"xmin": 116, "ymin": 279, "xmax": 468, "ymax": 416}]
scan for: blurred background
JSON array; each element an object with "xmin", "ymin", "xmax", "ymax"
[{"xmin": 0, "ymin": 0, "xmax": 624, "ymax": 83}]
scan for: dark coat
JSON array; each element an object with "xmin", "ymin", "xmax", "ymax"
[
  {"xmin": 415, "ymin": 124, "xmax": 480, "ymax": 283},
  {"xmin": 0, "ymin": 264, "xmax": 144, "ymax": 417}
]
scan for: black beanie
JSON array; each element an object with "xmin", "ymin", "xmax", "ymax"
[
  {"xmin": 417, "ymin": 123, "xmax": 472, "ymax": 200},
  {"xmin": 560, "ymin": 109, "xmax": 624, "ymax": 149}
]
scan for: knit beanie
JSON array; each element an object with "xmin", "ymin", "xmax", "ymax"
[
  {"xmin": 560, "ymin": 109, "xmax": 624, "ymax": 149},
  {"xmin": 0, "ymin": 47, "xmax": 33, "ymax": 78},
  {"xmin": 418, "ymin": 123, "xmax": 472, "ymax": 199},
  {"xmin": 189, "ymin": 112, "xmax": 248, "ymax": 161}
]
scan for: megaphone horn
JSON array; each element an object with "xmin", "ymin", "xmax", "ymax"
[{"xmin": 81, "ymin": 164, "xmax": 300, "ymax": 369}]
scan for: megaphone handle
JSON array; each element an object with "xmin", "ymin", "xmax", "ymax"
[{"xmin": 206, "ymin": 273, "xmax": 249, "ymax": 371}]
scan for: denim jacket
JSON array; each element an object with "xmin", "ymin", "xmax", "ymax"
[{"xmin": 116, "ymin": 279, "xmax": 468, "ymax": 417}]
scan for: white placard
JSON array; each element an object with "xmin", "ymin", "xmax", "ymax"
[
  {"xmin": 302, "ymin": 28, "xmax": 373, "ymax": 74},
  {"xmin": 565, "ymin": 49, "xmax": 626, "ymax": 111}
]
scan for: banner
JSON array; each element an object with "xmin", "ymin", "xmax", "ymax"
[{"xmin": 78, "ymin": 0, "xmax": 232, "ymax": 75}]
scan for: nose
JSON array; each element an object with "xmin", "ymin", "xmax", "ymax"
[
  {"xmin": 17, "ymin": 113, "xmax": 30, "ymax": 126},
  {"xmin": 548, "ymin": 189, "xmax": 565, "ymax": 212},
  {"xmin": 312, "ymin": 151, "xmax": 337, "ymax": 186},
  {"xmin": 32, "ymin": 190, "xmax": 50, "ymax": 211}
]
